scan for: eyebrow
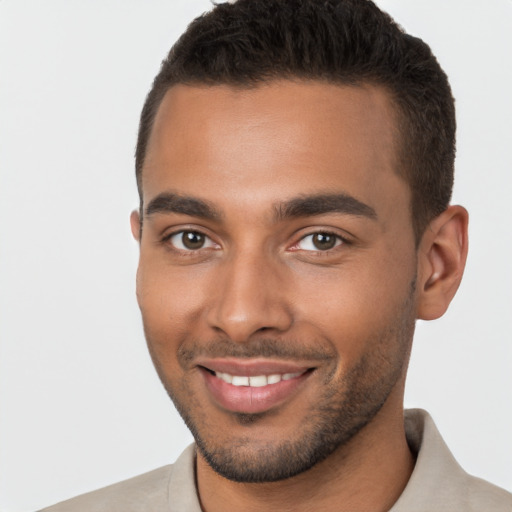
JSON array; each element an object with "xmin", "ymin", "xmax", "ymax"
[
  {"xmin": 144, "ymin": 191, "xmax": 377, "ymax": 224},
  {"xmin": 274, "ymin": 193, "xmax": 377, "ymax": 221},
  {"xmin": 145, "ymin": 192, "xmax": 222, "ymax": 221}
]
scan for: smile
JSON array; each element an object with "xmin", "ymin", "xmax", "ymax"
[
  {"xmin": 198, "ymin": 362, "xmax": 314, "ymax": 414},
  {"xmin": 213, "ymin": 371, "xmax": 304, "ymax": 387}
]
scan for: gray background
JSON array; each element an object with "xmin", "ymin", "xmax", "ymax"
[{"xmin": 1, "ymin": 1, "xmax": 511, "ymax": 510}]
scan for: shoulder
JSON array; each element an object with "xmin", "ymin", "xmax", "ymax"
[
  {"xmin": 38, "ymin": 465, "xmax": 173, "ymax": 512},
  {"xmin": 464, "ymin": 474, "xmax": 512, "ymax": 511},
  {"xmin": 38, "ymin": 444, "xmax": 199, "ymax": 512},
  {"xmin": 393, "ymin": 409, "xmax": 512, "ymax": 512}
]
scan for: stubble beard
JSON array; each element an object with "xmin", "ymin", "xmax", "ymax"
[{"xmin": 147, "ymin": 280, "xmax": 416, "ymax": 484}]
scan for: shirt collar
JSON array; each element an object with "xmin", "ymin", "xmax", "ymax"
[{"xmin": 167, "ymin": 409, "xmax": 471, "ymax": 512}]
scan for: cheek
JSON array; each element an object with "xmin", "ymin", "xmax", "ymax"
[
  {"xmin": 291, "ymin": 253, "xmax": 416, "ymax": 358},
  {"xmin": 136, "ymin": 260, "xmax": 207, "ymax": 361}
]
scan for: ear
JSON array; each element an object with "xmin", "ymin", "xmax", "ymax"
[
  {"xmin": 416, "ymin": 205, "xmax": 469, "ymax": 320},
  {"xmin": 130, "ymin": 210, "xmax": 141, "ymax": 242}
]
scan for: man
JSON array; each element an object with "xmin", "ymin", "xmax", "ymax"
[{"xmin": 40, "ymin": 0, "xmax": 512, "ymax": 510}]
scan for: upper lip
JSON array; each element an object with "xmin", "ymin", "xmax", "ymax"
[{"xmin": 196, "ymin": 358, "xmax": 314, "ymax": 376}]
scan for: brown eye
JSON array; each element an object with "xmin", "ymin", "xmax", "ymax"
[
  {"xmin": 182, "ymin": 231, "xmax": 205, "ymax": 249},
  {"xmin": 168, "ymin": 230, "xmax": 217, "ymax": 251},
  {"xmin": 312, "ymin": 233, "xmax": 337, "ymax": 250},
  {"xmin": 297, "ymin": 232, "xmax": 342, "ymax": 251}
]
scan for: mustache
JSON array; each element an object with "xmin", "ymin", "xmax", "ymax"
[{"xmin": 177, "ymin": 337, "xmax": 336, "ymax": 367}]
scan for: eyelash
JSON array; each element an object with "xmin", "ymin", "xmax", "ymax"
[
  {"xmin": 161, "ymin": 230, "xmax": 219, "ymax": 253},
  {"xmin": 290, "ymin": 232, "xmax": 347, "ymax": 253},
  {"xmin": 161, "ymin": 229, "xmax": 349, "ymax": 255}
]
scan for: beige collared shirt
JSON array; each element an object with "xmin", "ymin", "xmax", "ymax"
[{"xmin": 40, "ymin": 409, "xmax": 512, "ymax": 511}]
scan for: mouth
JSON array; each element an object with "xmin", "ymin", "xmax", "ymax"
[
  {"xmin": 211, "ymin": 370, "xmax": 306, "ymax": 387},
  {"xmin": 197, "ymin": 359, "xmax": 315, "ymax": 414}
]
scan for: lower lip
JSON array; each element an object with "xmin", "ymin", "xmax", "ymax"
[{"xmin": 201, "ymin": 368, "xmax": 312, "ymax": 414}]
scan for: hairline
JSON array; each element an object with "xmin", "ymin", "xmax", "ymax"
[{"xmin": 136, "ymin": 76, "xmax": 421, "ymax": 239}]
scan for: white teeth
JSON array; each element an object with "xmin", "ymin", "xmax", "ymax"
[
  {"xmin": 267, "ymin": 374, "xmax": 282, "ymax": 384},
  {"xmin": 248, "ymin": 375, "xmax": 268, "ymax": 387},
  {"xmin": 217, "ymin": 372, "xmax": 233, "ymax": 384},
  {"xmin": 282, "ymin": 372, "xmax": 302, "ymax": 381},
  {"xmin": 215, "ymin": 371, "xmax": 304, "ymax": 386},
  {"xmin": 231, "ymin": 375, "xmax": 250, "ymax": 386}
]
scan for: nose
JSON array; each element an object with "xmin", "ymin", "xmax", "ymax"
[{"xmin": 206, "ymin": 250, "xmax": 293, "ymax": 343}]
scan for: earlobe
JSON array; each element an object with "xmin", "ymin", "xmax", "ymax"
[
  {"xmin": 417, "ymin": 205, "xmax": 469, "ymax": 320},
  {"xmin": 130, "ymin": 210, "xmax": 141, "ymax": 242}
]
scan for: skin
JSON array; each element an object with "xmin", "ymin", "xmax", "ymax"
[{"xmin": 131, "ymin": 81, "xmax": 468, "ymax": 512}]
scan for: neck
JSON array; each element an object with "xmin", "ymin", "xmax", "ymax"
[{"xmin": 196, "ymin": 396, "xmax": 415, "ymax": 512}]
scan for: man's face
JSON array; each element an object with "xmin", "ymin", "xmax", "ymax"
[{"xmin": 134, "ymin": 81, "xmax": 419, "ymax": 482}]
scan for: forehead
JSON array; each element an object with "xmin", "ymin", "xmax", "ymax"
[{"xmin": 142, "ymin": 81, "xmax": 408, "ymax": 222}]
